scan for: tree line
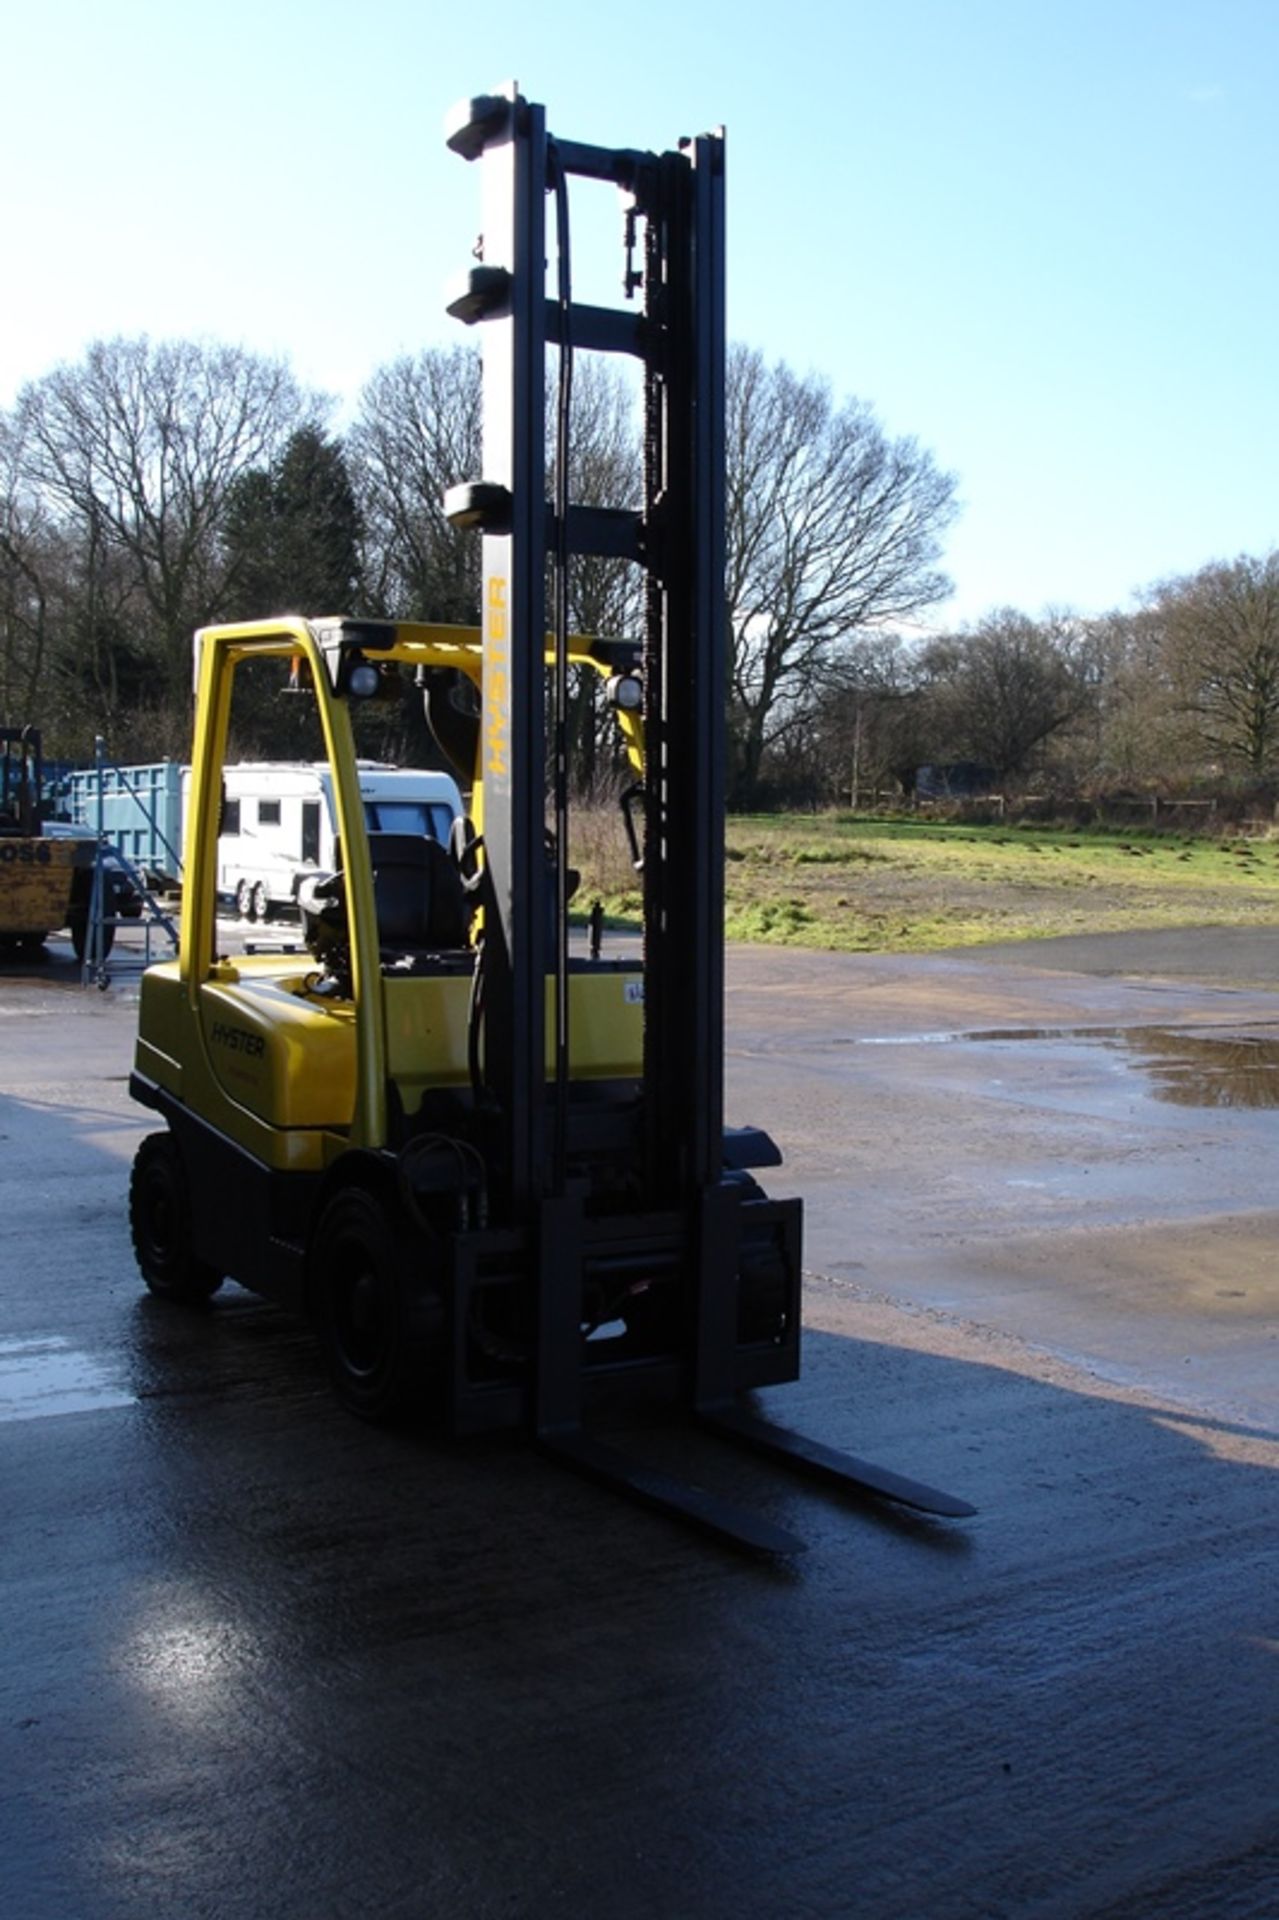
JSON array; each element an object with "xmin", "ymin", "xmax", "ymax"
[
  {"xmin": 2, "ymin": 333, "xmax": 1275, "ymax": 808},
  {"xmin": 795, "ymin": 558, "xmax": 1279, "ymax": 812}
]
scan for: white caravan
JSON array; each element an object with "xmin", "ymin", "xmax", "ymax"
[{"xmin": 214, "ymin": 761, "xmax": 463, "ymax": 920}]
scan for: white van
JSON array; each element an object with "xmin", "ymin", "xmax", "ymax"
[{"xmin": 214, "ymin": 761, "xmax": 463, "ymax": 920}]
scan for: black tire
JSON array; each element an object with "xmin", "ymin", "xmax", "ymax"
[
  {"xmin": 251, "ymin": 882, "xmax": 269, "ymax": 922},
  {"xmin": 309, "ymin": 1185, "xmax": 433, "ymax": 1423},
  {"xmin": 235, "ymin": 879, "xmax": 253, "ymax": 920},
  {"xmin": 70, "ymin": 913, "xmax": 114, "ymax": 963},
  {"xmin": 129, "ymin": 1132, "xmax": 224, "ymax": 1302}
]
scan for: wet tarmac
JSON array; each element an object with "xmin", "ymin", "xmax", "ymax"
[
  {"xmin": 2, "ymin": 926, "xmax": 1278, "ymax": 1918},
  {"xmin": 724, "ymin": 935, "xmax": 1279, "ymax": 1434}
]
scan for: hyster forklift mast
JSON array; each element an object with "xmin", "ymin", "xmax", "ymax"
[
  {"xmin": 443, "ymin": 94, "xmax": 727, "ymax": 1221},
  {"xmin": 442, "ymin": 97, "xmax": 731, "ymax": 1386},
  {"xmin": 438, "ymin": 88, "xmax": 973, "ymax": 1546}
]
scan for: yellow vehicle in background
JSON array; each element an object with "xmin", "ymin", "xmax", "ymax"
[{"xmin": 0, "ymin": 726, "xmax": 99, "ymax": 961}]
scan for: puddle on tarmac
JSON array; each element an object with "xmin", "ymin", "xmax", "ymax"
[
  {"xmin": 862, "ymin": 1026, "xmax": 1279, "ymax": 1109},
  {"xmin": 1134, "ymin": 1031, "xmax": 1279, "ymax": 1108},
  {"xmin": 964, "ymin": 1026, "xmax": 1279, "ymax": 1109},
  {"xmin": 0, "ymin": 1336, "xmax": 134, "ymax": 1422}
]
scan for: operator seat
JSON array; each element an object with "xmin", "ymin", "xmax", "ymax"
[
  {"xmin": 298, "ymin": 832, "xmax": 471, "ymax": 984},
  {"xmin": 366, "ymin": 831, "xmax": 471, "ymax": 952}
]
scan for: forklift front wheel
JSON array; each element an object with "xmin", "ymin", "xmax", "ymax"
[
  {"xmin": 129, "ymin": 1132, "xmax": 224, "ymax": 1303},
  {"xmin": 311, "ymin": 1187, "xmax": 429, "ymax": 1424}
]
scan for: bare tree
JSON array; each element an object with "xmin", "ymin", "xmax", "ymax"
[
  {"xmin": 554, "ymin": 355, "xmax": 643, "ymax": 791},
  {"xmin": 0, "ymin": 413, "xmax": 144, "ymax": 752},
  {"xmin": 919, "ymin": 609, "xmax": 1092, "ymax": 781},
  {"xmin": 556, "ymin": 355, "xmax": 642, "ymax": 634},
  {"xmin": 1077, "ymin": 607, "xmax": 1196, "ymax": 787},
  {"xmin": 1147, "ymin": 552, "xmax": 1279, "ymax": 778},
  {"xmin": 349, "ymin": 345, "xmax": 482, "ymax": 623},
  {"xmin": 13, "ymin": 338, "xmax": 319, "ymax": 700},
  {"xmin": 809, "ymin": 634, "xmax": 941, "ymax": 802},
  {"xmin": 724, "ymin": 345, "xmax": 957, "ymax": 806},
  {"xmin": 0, "ymin": 416, "xmax": 54, "ymax": 723},
  {"xmin": 352, "ymin": 346, "xmax": 648, "ymax": 789}
]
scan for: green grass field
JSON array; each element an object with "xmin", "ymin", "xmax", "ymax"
[{"xmin": 571, "ymin": 810, "xmax": 1279, "ymax": 952}]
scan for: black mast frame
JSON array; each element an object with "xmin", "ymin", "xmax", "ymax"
[{"xmin": 442, "ymin": 88, "xmax": 973, "ymax": 1551}]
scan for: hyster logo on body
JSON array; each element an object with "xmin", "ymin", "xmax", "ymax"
[
  {"xmin": 485, "ymin": 575, "xmax": 511, "ymax": 784},
  {"xmin": 211, "ymin": 1022, "xmax": 265, "ymax": 1058}
]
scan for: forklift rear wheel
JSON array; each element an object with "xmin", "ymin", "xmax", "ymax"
[
  {"xmin": 129, "ymin": 1132, "xmax": 224, "ymax": 1302},
  {"xmin": 311, "ymin": 1186, "xmax": 430, "ymax": 1424}
]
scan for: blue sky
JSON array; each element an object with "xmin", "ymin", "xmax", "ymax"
[{"xmin": 4, "ymin": 0, "xmax": 1276, "ymax": 626}]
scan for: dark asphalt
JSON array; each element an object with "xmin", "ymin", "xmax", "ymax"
[{"xmin": 2, "ymin": 928, "xmax": 1277, "ymax": 1919}]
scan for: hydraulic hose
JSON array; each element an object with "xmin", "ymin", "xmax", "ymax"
[{"xmin": 550, "ymin": 147, "xmax": 574, "ymax": 1195}]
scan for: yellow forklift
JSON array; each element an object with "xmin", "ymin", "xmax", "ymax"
[
  {"xmin": 0, "ymin": 726, "xmax": 100, "ymax": 961},
  {"xmin": 129, "ymin": 88, "xmax": 972, "ymax": 1551}
]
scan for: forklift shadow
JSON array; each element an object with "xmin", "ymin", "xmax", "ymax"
[
  {"xmin": 123, "ymin": 1279, "xmax": 986, "ymax": 1558},
  {"xmin": 121, "ymin": 1274, "xmax": 1279, "ymax": 1569},
  {"xmin": 0, "ymin": 939, "xmax": 78, "ymax": 981}
]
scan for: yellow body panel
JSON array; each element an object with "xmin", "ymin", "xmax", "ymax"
[
  {"xmin": 139, "ymin": 950, "xmax": 642, "ymax": 1166},
  {"xmin": 134, "ymin": 964, "xmax": 187, "ymax": 1096},
  {"xmin": 545, "ymin": 974, "xmax": 644, "ymax": 1081},
  {"xmin": 384, "ymin": 970, "xmax": 643, "ymax": 1109},
  {"xmin": 138, "ymin": 958, "xmax": 355, "ymax": 1171},
  {"xmin": 199, "ymin": 974, "xmax": 359, "ymax": 1131},
  {"xmin": 0, "ymin": 838, "xmax": 83, "ymax": 937}
]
